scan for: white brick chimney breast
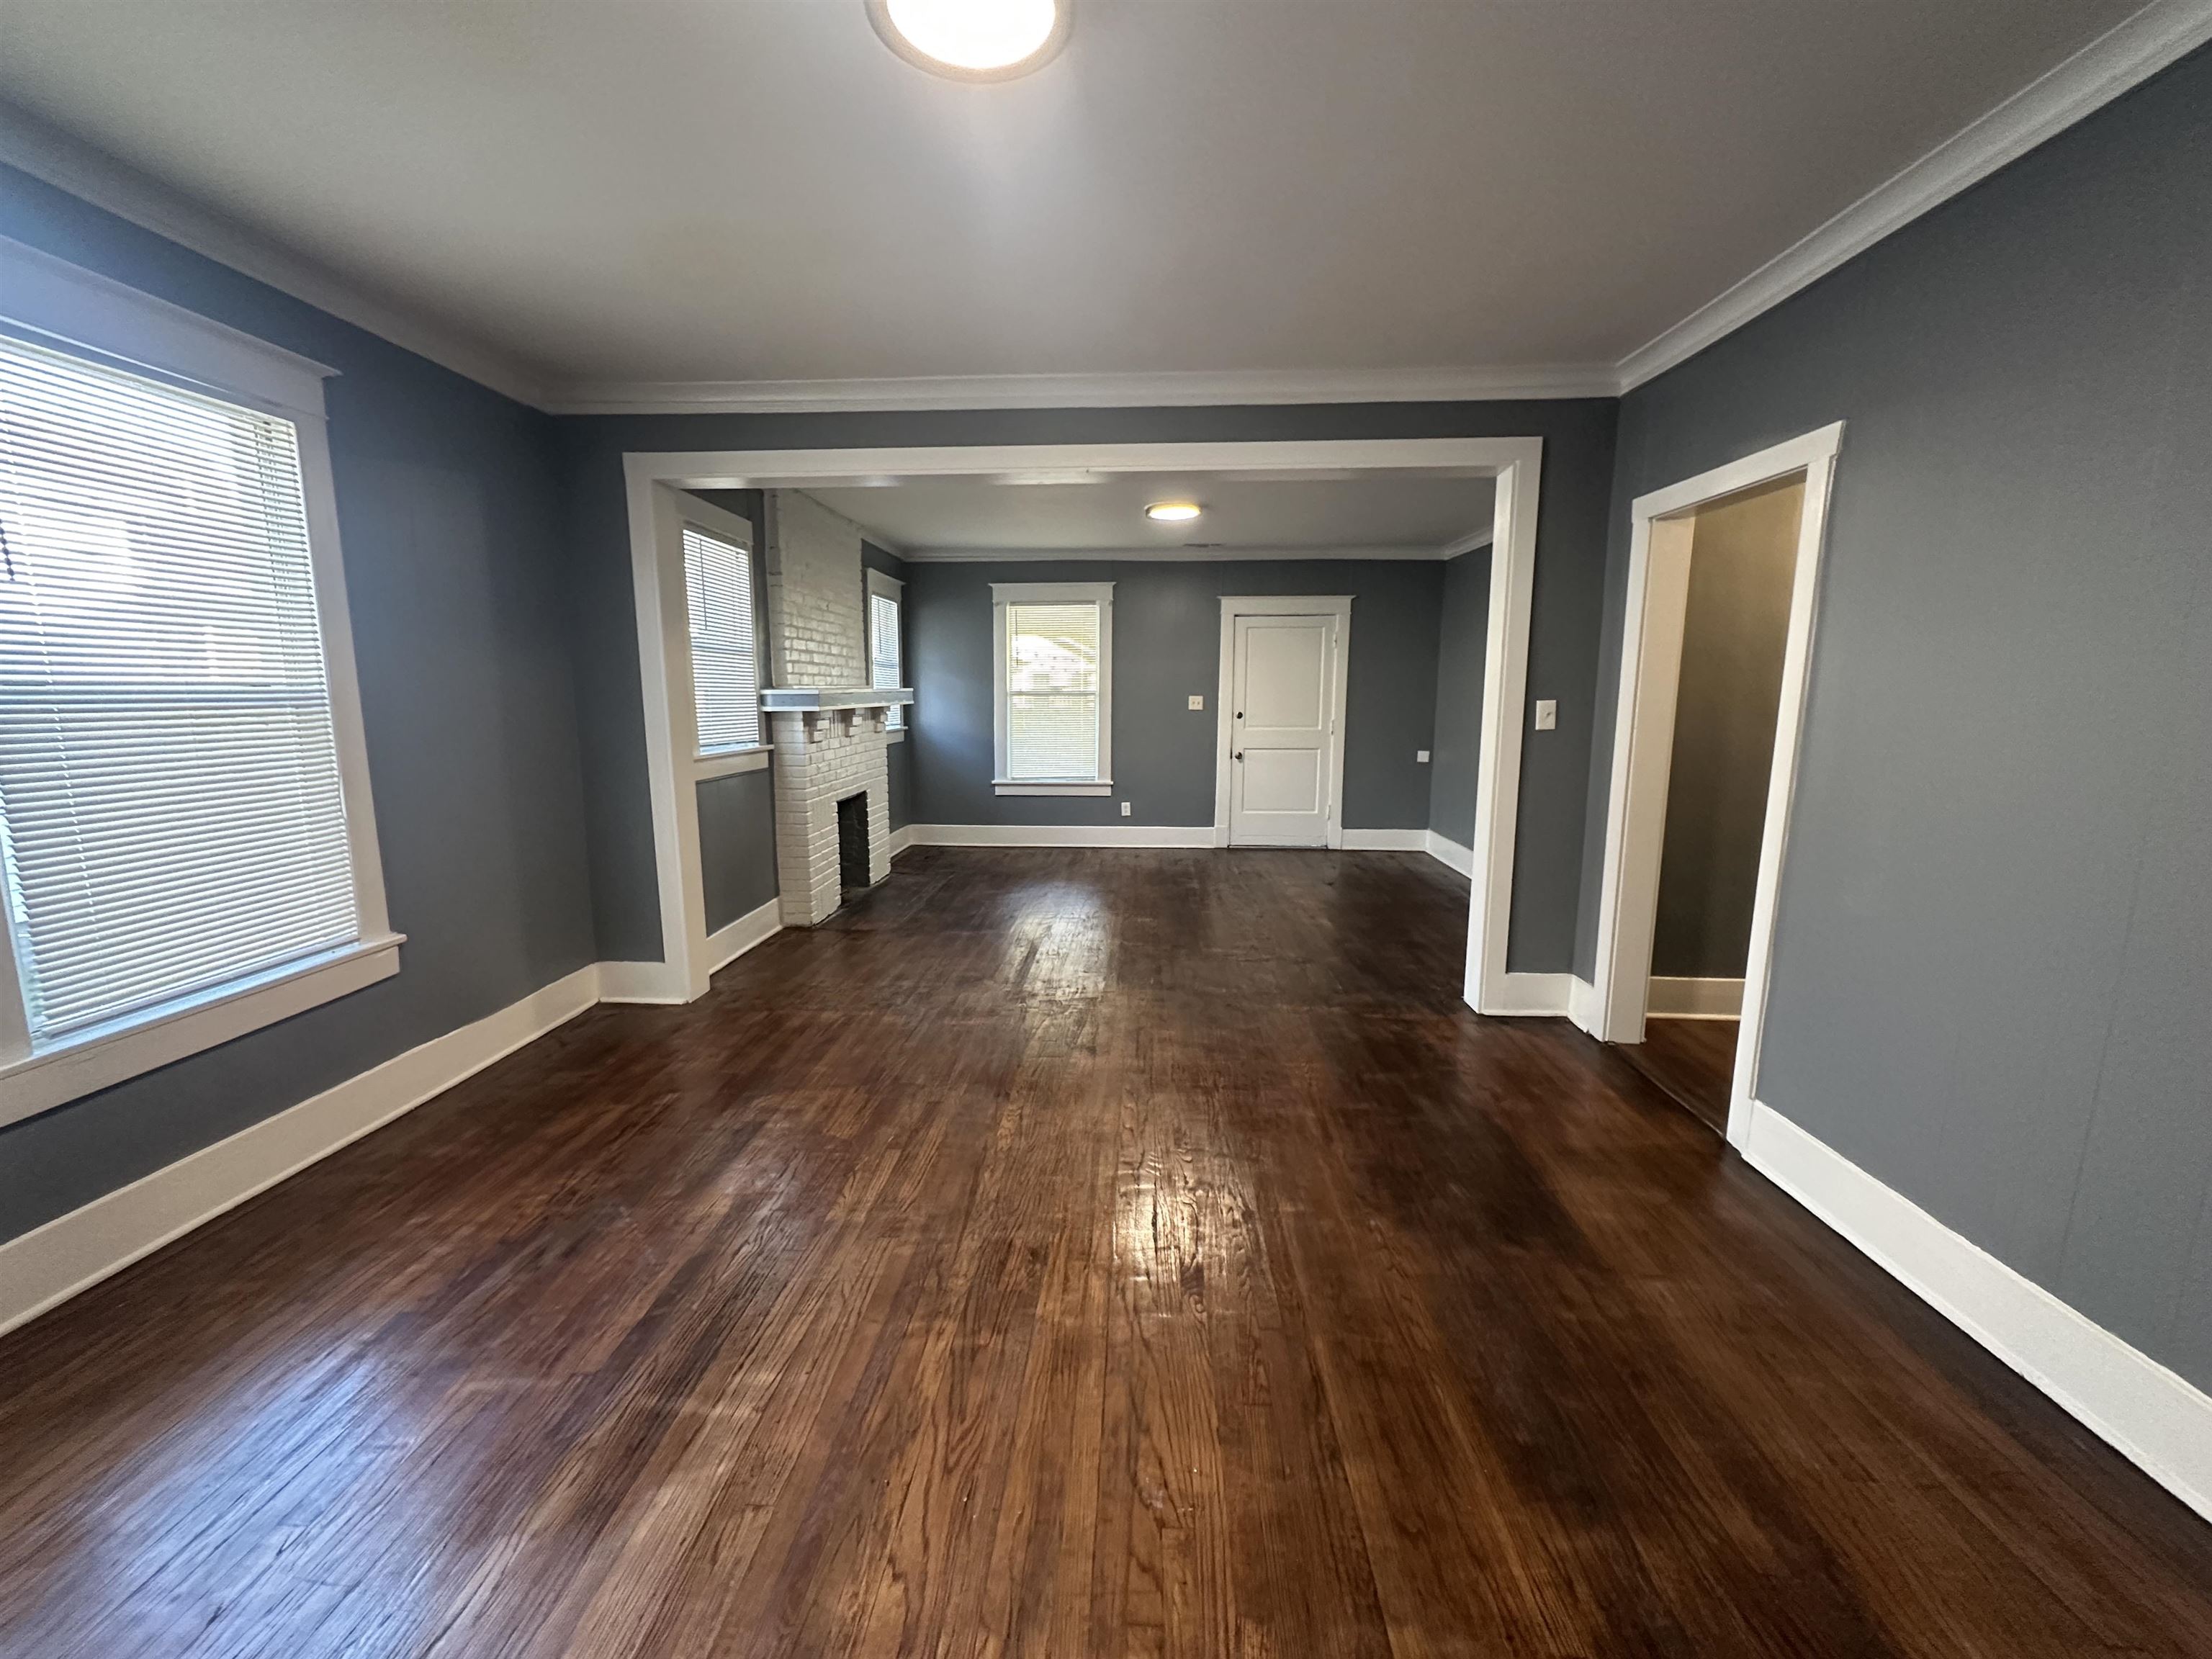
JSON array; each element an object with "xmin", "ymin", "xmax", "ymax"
[{"xmin": 760, "ymin": 491, "xmax": 909, "ymax": 925}]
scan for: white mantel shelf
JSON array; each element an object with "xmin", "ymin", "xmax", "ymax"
[{"xmin": 759, "ymin": 686, "xmax": 914, "ymax": 711}]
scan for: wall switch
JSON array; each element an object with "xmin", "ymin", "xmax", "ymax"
[
  {"xmin": 1416, "ymin": 749, "xmax": 1431, "ymax": 763},
  {"xmin": 1187, "ymin": 694, "xmax": 1205, "ymax": 710},
  {"xmin": 1534, "ymin": 699, "xmax": 1557, "ymax": 731},
  {"xmin": 1120, "ymin": 800, "xmax": 1131, "ymax": 817}
]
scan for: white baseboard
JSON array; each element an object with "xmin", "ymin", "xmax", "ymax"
[
  {"xmin": 1745, "ymin": 1101, "xmax": 2212, "ymax": 1524},
  {"xmin": 0, "ymin": 963, "xmax": 603, "ymax": 1339},
  {"xmin": 595, "ymin": 959, "xmax": 690, "ymax": 1004},
  {"xmin": 1478, "ymin": 971, "xmax": 1573, "ymax": 1017},
  {"xmin": 705, "ymin": 896, "xmax": 781, "ymax": 974},
  {"xmin": 1567, "ymin": 974, "xmax": 1604, "ymax": 1035},
  {"xmin": 1341, "ymin": 828, "xmax": 1428, "ymax": 853},
  {"xmin": 1424, "ymin": 830, "xmax": 1476, "ymax": 877},
  {"xmin": 889, "ymin": 824, "xmax": 914, "ymax": 858},
  {"xmin": 1647, "ymin": 975, "xmax": 1745, "ymax": 1018},
  {"xmin": 904, "ymin": 822, "xmax": 1216, "ymax": 849}
]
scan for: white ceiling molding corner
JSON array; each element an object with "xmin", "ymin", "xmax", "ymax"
[
  {"xmin": 541, "ymin": 364, "xmax": 1621, "ymax": 417},
  {"xmin": 1614, "ymin": 0, "xmax": 2212, "ymax": 392},
  {"xmin": 0, "ymin": 102, "xmax": 552, "ymax": 410}
]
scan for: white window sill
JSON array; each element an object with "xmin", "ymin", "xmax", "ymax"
[
  {"xmin": 695, "ymin": 745, "xmax": 770, "ymax": 780},
  {"xmin": 994, "ymin": 781, "xmax": 1113, "ymax": 797},
  {"xmin": 0, "ymin": 933, "xmax": 405, "ymax": 1129}
]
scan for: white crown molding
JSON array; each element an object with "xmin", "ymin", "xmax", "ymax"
[
  {"xmin": 9, "ymin": 1, "xmax": 2204, "ymax": 418},
  {"xmin": 0, "ymin": 102, "xmax": 552, "ymax": 409},
  {"xmin": 1615, "ymin": 0, "xmax": 2212, "ymax": 392},
  {"xmin": 543, "ymin": 364, "xmax": 1619, "ymax": 415},
  {"xmin": 896, "ymin": 541, "xmax": 1481, "ymax": 564}
]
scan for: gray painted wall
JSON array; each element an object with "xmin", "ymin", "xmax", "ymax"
[
  {"xmin": 1588, "ymin": 46, "xmax": 2212, "ymax": 1388},
  {"xmin": 697, "ymin": 770, "xmax": 778, "ymax": 932},
  {"xmin": 904, "ymin": 559, "xmax": 1442, "ymax": 831},
  {"xmin": 1650, "ymin": 478, "xmax": 1799, "ymax": 979},
  {"xmin": 0, "ymin": 166, "xmax": 597, "ymax": 1244},
  {"xmin": 1426, "ymin": 549, "xmax": 1491, "ymax": 849},
  {"xmin": 557, "ymin": 400, "xmax": 1617, "ymax": 974}
]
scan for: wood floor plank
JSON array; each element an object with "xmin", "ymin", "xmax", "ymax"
[{"xmin": 1, "ymin": 848, "xmax": 2207, "ymax": 1658}]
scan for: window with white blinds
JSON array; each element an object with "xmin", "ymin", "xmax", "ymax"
[
  {"xmin": 682, "ymin": 524, "xmax": 760, "ymax": 752},
  {"xmin": 868, "ymin": 584, "xmax": 903, "ymax": 729},
  {"xmin": 992, "ymin": 584, "xmax": 1112, "ymax": 790},
  {"xmin": 0, "ymin": 333, "xmax": 364, "ymax": 1043}
]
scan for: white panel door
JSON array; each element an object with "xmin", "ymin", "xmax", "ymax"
[{"xmin": 1230, "ymin": 613, "xmax": 1339, "ymax": 847}]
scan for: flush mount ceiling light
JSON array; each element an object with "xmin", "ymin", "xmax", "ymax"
[
  {"xmin": 867, "ymin": 0, "xmax": 1071, "ymax": 82},
  {"xmin": 1144, "ymin": 500, "xmax": 1204, "ymax": 523}
]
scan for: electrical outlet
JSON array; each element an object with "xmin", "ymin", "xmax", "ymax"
[
  {"xmin": 1534, "ymin": 699, "xmax": 1557, "ymax": 731},
  {"xmin": 1187, "ymin": 694, "xmax": 1205, "ymax": 710},
  {"xmin": 1120, "ymin": 800, "xmax": 1131, "ymax": 817},
  {"xmin": 1416, "ymin": 749, "xmax": 1430, "ymax": 763}
]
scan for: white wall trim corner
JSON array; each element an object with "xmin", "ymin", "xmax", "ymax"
[
  {"xmin": 1423, "ymin": 830, "xmax": 1476, "ymax": 878},
  {"xmin": 889, "ymin": 825, "xmax": 915, "ymax": 858},
  {"xmin": 705, "ymin": 898, "xmax": 782, "ymax": 976},
  {"xmin": 0, "ymin": 963, "xmax": 603, "ymax": 1339},
  {"xmin": 1341, "ymin": 829, "xmax": 1426, "ymax": 853},
  {"xmin": 1567, "ymin": 974, "xmax": 1604, "ymax": 1036},
  {"xmin": 1744, "ymin": 1101, "xmax": 2212, "ymax": 1524},
  {"xmin": 1646, "ymin": 976, "xmax": 1745, "ymax": 1018},
  {"xmin": 595, "ymin": 960, "xmax": 691, "ymax": 1005},
  {"xmin": 1480, "ymin": 971, "xmax": 1572, "ymax": 1017}
]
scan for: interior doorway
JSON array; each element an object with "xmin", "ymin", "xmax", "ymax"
[
  {"xmin": 1215, "ymin": 597, "xmax": 1350, "ymax": 849},
  {"xmin": 1586, "ymin": 423, "xmax": 1843, "ymax": 1147}
]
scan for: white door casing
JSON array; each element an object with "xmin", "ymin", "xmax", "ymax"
[
  {"xmin": 1586, "ymin": 422, "xmax": 1844, "ymax": 1148},
  {"xmin": 1231, "ymin": 613, "xmax": 1339, "ymax": 847},
  {"xmin": 1213, "ymin": 595, "xmax": 1352, "ymax": 850}
]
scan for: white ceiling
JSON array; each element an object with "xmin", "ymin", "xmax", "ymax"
[
  {"xmin": 804, "ymin": 471, "xmax": 1496, "ymax": 559},
  {"xmin": 0, "ymin": 1, "xmax": 2160, "ymax": 407}
]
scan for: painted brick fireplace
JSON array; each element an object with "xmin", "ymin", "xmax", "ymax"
[{"xmin": 760, "ymin": 491, "xmax": 905, "ymax": 926}]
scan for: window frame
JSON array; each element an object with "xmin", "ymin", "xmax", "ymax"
[
  {"xmin": 665, "ymin": 491, "xmax": 768, "ymax": 781},
  {"xmin": 992, "ymin": 580, "xmax": 1114, "ymax": 796},
  {"xmin": 866, "ymin": 567, "xmax": 906, "ymax": 739},
  {"xmin": 0, "ymin": 236, "xmax": 399, "ymax": 1129},
  {"xmin": 679, "ymin": 508, "xmax": 768, "ymax": 775}
]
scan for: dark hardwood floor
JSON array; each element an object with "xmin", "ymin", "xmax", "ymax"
[
  {"xmin": 1619, "ymin": 1014, "xmax": 1739, "ymax": 1133},
  {"xmin": 1, "ymin": 848, "xmax": 2206, "ymax": 1658}
]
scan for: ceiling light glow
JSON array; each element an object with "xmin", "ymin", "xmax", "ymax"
[
  {"xmin": 1145, "ymin": 501, "xmax": 1203, "ymax": 523},
  {"xmin": 869, "ymin": 0, "xmax": 1071, "ymax": 81}
]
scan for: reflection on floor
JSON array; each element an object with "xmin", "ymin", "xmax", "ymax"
[
  {"xmin": 2, "ymin": 850, "xmax": 2208, "ymax": 1657},
  {"xmin": 1620, "ymin": 1014, "xmax": 1738, "ymax": 1132}
]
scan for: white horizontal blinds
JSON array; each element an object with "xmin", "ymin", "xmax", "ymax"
[
  {"xmin": 0, "ymin": 334, "xmax": 359, "ymax": 1040},
  {"xmin": 683, "ymin": 524, "xmax": 760, "ymax": 752},
  {"xmin": 869, "ymin": 589, "xmax": 903, "ymax": 728},
  {"xmin": 1005, "ymin": 600, "xmax": 1100, "ymax": 779}
]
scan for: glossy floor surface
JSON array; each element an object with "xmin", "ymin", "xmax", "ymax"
[
  {"xmin": 1619, "ymin": 1014, "xmax": 1739, "ymax": 1133},
  {"xmin": 1, "ymin": 850, "xmax": 2208, "ymax": 1658}
]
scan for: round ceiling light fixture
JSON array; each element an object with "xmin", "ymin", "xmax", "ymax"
[
  {"xmin": 1144, "ymin": 500, "xmax": 1204, "ymax": 523},
  {"xmin": 867, "ymin": 0, "xmax": 1071, "ymax": 81}
]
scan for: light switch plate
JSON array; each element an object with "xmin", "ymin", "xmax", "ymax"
[
  {"xmin": 1187, "ymin": 694, "xmax": 1205, "ymax": 710},
  {"xmin": 1534, "ymin": 699, "xmax": 1557, "ymax": 731},
  {"xmin": 1416, "ymin": 750, "xmax": 1430, "ymax": 763}
]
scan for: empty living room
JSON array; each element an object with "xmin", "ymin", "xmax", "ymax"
[{"xmin": 1, "ymin": 3, "xmax": 2209, "ymax": 1654}]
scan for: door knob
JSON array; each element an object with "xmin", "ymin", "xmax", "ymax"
[{"xmin": 1235, "ymin": 751, "xmax": 1244, "ymax": 761}]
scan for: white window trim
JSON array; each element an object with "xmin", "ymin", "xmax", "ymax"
[
  {"xmin": 0, "ymin": 238, "xmax": 400, "ymax": 1130},
  {"xmin": 867, "ymin": 567, "xmax": 907, "ymax": 742},
  {"xmin": 992, "ymin": 581, "xmax": 1114, "ymax": 796}
]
